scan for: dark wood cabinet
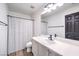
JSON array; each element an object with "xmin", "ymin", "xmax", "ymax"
[{"xmin": 65, "ymin": 12, "xmax": 79, "ymax": 40}]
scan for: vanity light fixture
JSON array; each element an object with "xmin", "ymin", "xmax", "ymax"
[
  {"xmin": 47, "ymin": 3, "xmax": 54, "ymax": 8},
  {"xmin": 57, "ymin": 3, "xmax": 64, "ymax": 7},
  {"xmin": 42, "ymin": 7, "xmax": 51, "ymax": 14},
  {"xmin": 41, "ymin": 3, "xmax": 64, "ymax": 15}
]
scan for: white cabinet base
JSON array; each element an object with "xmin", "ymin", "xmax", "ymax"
[
  {"xmin": 32, "ymin": 39, "xmax": 61, "ymax": 56},
  {"xmin": 38, "ymin": 43, "xmax": 48, "ymax": 56},
  {"xmin": 48, "ymin": 49, "xmax": 62, "ymax": 56},
  {"xmin": 32, "ymin": 40, "xmax": 39, "ymax": 56}
]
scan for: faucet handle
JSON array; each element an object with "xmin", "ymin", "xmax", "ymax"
[{"xmin": 54, "ymin": 34, "xmax": 57, "ymax": 37}]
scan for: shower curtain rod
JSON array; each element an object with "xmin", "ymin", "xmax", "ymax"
[
  {"xmin": 41, "ymin": 21, "xmax": 48, "ymax": 23},
  {"xmin": 0, "ymin": 21, "xmax": 8, "ymax": 26},
  {"xmin": 7, "ymin": 15, "xmax": 34, "ymax": 21}
]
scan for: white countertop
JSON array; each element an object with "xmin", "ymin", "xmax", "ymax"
[{"xmin": 32, "ymin": 36, "xmax": 79, "ymax": 56}]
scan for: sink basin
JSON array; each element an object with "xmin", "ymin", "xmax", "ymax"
[
  {"xmin": 37, "ymin": 36, "xmax": 56, "ymax": 45},
  {"xmin": 44, "ymin": 39, "xmax": 56, "ymax": 45}
]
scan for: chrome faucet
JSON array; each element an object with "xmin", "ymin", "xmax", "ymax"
[
  {"xmin": 48, "ymin": 34, "xmax": 57, "ymax": 40},
  {"xmin": 54, "ymin": 34, "xmax": 57, "ymax": 37},
  {"xmin": 48, "ymin": 35, "xmax": 52, "ymax": 40}
]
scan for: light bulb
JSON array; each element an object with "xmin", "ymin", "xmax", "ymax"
[
  {"xmin": 57, "ymin": 3, "xmax": 64, "ymax": 7},
  {"xmin": 41, "ymin": 11, "xmax": 47, "ymax": 15},
  {"xmin": 44, "ymin": 8, "xmax": 48, "ymax": 11},
  {"xmin": 44, "ymin": 7, "xmax": 51, "ymax": 12},
  {"xmin": 47, "ymin": 9, "xmax": 51, "ymax": 12},
  {"xmin": 51, "ymin": 5, "xmax": 56, "ymax": 10},
  {"xmin": 48, "ymin": 4, "xmax": 53, "ymax": 8}
]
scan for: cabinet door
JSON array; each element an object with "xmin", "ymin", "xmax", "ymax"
[
  {"xmin": 38, "ymin": 43, "xmax": 48, "ymax": 56},
  {"xmin": 48, "ymin": 49, "xmax": 62, "ymax": 56},
  {"xmin": 65, "ymin": 12, "xmax": 79, "ymax": 40},
  {"xmin": 74, "ymin": 13, "xmax": 79, "ymax": 40},
  {"xmin": 65, "ymin": 15, "xmax": 74, "ymax": 39},
  {"xmin": 32, "ymin": 40, "xmax": 39, "ymax": 56}
]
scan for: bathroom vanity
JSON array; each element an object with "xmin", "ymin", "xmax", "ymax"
[{"xmin": 32, "ymin": 36, "xmax": 79, "ymax": 56}]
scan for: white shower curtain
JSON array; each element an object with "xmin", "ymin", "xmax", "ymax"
[{"xmin": 8, "ymin": 16, "xmax": 33, "ymax": 54}]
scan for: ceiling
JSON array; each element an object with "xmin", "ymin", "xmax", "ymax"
[
  {"xmin": 7, "ymin": 3, "xmax": 45, "ymax": 15},
  {"xmin": 7, "ymin": 3, "xmax": 79, "ymax": 19}
]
